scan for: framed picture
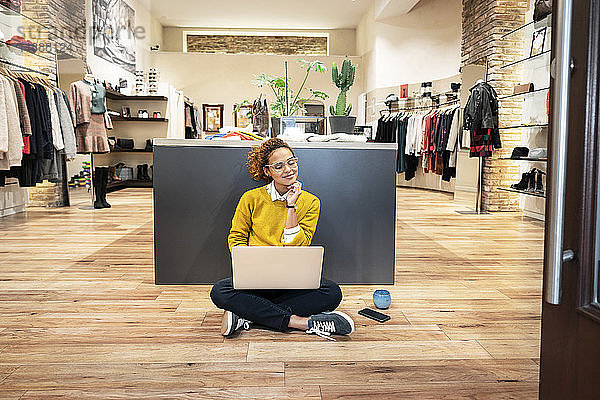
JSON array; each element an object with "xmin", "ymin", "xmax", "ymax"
[
  {"xmin": 234, "ymin": 105, "xmax": 252, "ymax": 128},
  {"xmin": 203, "ymin": 104, "xmax": 224, "ymax": 132},
  {"xmin": 531, "ymin": 27, "xmax": 547, "ymax": 56},
  {"xmin": 121, "ymin": 106, "xmax": 130, "ymax": 118}
]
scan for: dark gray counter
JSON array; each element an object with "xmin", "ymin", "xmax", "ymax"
[{"xmin": 153, "ymin": 139, "xmax": 397, "ymax": 285}]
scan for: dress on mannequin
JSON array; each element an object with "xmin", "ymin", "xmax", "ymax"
[{"xmin": 68, "ymin": 77, "xmax": 111, "ymax": 154}]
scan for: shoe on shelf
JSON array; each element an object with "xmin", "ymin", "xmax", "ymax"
[
  {"xmin": 306, "ymin": 311, "xmax": 355, "ymax": 341},
  {"xmin": 535, "ymin": 168, "xmax": 545, "ymax": 193},
  {"xmin": 142, "ymin": 164, "xmax": 151, "ymax": 180},
  {"xmin": 511, "ymin": 172, "xmax": 531, "ymax": 191},
  {"xmin": 136, "ymin": 164, "xmax": 143, "ymax": 180},
  {"xmin": 221, "ymin": 310, "xmax": 251, "ymax": 337}
]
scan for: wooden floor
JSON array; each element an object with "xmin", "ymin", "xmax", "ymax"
[{"xmin": 0, "ymin": 187, "xmax": 544, "ymax": 399}]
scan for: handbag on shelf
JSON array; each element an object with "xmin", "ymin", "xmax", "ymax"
[
  {"xmin": 534, "ymin": 0, "xmax": 552, "ymax": 22},
  {"xmin": 116, "ymin": 138, "xmax": 134, "ymax": 150},
  {"xmin": 513, "ymin": 83, "xmax": 534, "ymax": 95},
  {"xmin": 252, "ymin": 95, "xmax": 269, "ymax": 137}
]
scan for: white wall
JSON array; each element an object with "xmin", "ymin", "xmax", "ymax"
[
  {"xmin": 85, "ymin": 0, "xmax": 163, "ymax": 89},
  {"xmin": 150, "ymin": 53, "xmax": 363, "ymax": 128},
  {"xmin": 357, "ymin": 0, "xmax": 461, "ymax": 92}
]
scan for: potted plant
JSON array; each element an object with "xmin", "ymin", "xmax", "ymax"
[
  {"xmin": 253, "ymin": 59, "xmax": 328, "ymax": 136},
  {"xmin": 329, "ymin": 59, "xmax": 356, "ymax": 134}
]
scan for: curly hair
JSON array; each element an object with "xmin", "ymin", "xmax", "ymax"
[{"xmin": 247, "ymin": 138, "xmax": 295, "ymax": 182}]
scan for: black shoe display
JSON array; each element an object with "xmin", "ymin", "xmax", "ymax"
[
  {"xmin": 136, "ymin": 165, "xmax": 143, "ymax": 180},
  {"xmin": 145, "ymin": 139, "xmax": 153, "ymax": 152},
  {"xmin": 511, "ymin": 172, "xmax": 531, "ymax": 191}
]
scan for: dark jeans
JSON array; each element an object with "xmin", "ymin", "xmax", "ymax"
[{"xmin": 210, "ymin": 278, "xmax": 343, "ymax": 332}]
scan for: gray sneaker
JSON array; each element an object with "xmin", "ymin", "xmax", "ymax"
[
  {"xmin": 306, "ymin": 311, "xmax": 355, "ymax": 341},
  {"xmin": 221, "ymin": 311, "xmax": 250, "ymax": 337}
]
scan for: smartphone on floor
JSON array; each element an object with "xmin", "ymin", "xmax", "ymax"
[{"xmin": 358, "ymin": 307, "xmax": 390, "ymax": 323}]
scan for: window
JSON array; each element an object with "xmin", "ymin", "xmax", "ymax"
[{"xmin": 183, "ymin": 31, "xmax": 329, "ymax": 56}]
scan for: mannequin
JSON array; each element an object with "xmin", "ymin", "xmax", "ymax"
[
  {"xmin": 69, "ymin": 72, "xmax": 113, "ymax": 209},
  {"xmin": 83, "ymin": 73, "xmax": 96, "ymax": 84}
]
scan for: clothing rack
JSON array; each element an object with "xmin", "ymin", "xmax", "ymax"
[
  {"xmin": 0, "ymin": 59, "xmax": 50, "ymax": 76},
  {"xmin": 380, "ymin": 99, "xmax": 460, "ymax": 115}
]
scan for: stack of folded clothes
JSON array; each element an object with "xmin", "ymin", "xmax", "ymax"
[
  {"xmin": 0, "ymin": 0, "xmax": 21, "ymax": 12},
  {"xmin": 5, "ymin": 35, "xmax": 36, "ymax": 53}
]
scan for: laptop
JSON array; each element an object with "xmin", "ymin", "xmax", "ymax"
[{"xmin": 231, "ymin": 246, "xmax": 324, "ymax": 289}]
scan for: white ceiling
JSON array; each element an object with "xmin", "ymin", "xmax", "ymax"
[{"xmin": 149, "ymin": 0, "xmax": 422, "ymax": 29}]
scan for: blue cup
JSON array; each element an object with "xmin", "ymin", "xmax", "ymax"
[{"xmin": 373, "ymin": 289, "xmax": 391, "ymax": 309}]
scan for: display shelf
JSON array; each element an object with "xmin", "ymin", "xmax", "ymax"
[
  {"xmin": 500, "ymin": 157, "xmax": 547, "ymax": 162},
  {"xmin": 0, "ymin": 3, "xmax": 73, "ymax": 47},
  {"xmin": 499, "ymin": 123, "xmax": 548, "ymax": 130},
  {"xmin": 105, "ymin": 89, "xmax": 167, "ymax": 101},
  {"xmin": 498, "ymin": 187, "xmax": 546, "ymax": 198},
  {"xmin": 107, "ymin": 179, "xmax": 152, "ymax": 192},
  {"xmin": 501, "ymin": 50, "xmax": 551, "ymax": 69},
  {"xmin": 110, "ymin": 149, "xmax": 153, "ymax": 153},
  {"xmin": 111, "ymin": 116, "xmax": 168, "ymax": 122},
  {"xmin": 0, "ymin": 39, "xmax": 54, "ymax": 62},
  {"xmin": 499, "ymin": 86, "xmax": 550, "ymax": 100}
]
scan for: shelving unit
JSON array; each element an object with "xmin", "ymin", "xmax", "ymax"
[
  {"xmin": 498, "ymin": 187, "xmax": 545, "ymax": 198},
  {"xmin": 111, "ymin": 116, "xmax": 168, "ymax": 122},
  {"xmin": 499, "ymin": 9, "xmax": 551, "ymax": 221},
  {"xmin": 107, "ymin": 179, "xmax": 152, "ymax": 193},
  {"xmin": 97, "ymin": 92, "xmax": 169, "ymax": 192},
  {"xmin": 499, "ymin": 123, "xmax": 548, "ymax": 130},
  {"xmin": 499, "ymin": 86, "xmax": 550, "ymax": 100},
  {"xmin": 499, "ymin": 157, "xmax": 547, "ymax": 162}
]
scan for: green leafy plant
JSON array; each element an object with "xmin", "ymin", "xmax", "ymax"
[
  {"xmin": 330, "ymin": 59, "xmax": 355, "ymax": 116},
  {"xmin": 252, "ymin": 59, "xmax": 329, "ymax": 118}
]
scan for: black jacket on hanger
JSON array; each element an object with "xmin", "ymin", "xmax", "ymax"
[{"xmin": 463, "ymin": 82, "xmax": 501, "ymax": 149}]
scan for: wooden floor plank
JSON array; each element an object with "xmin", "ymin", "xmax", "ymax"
[
  {"xmin": 0, "ymin": 187, "xmax": 544, "ymax": 396},
  {"xmin": 319, "ymin": 382, "xmax": 538, "ymax": 400},
  {"xmin": 1, "ymin": 362, "xmax": 284, "ymax": 390},
  {"xmin": 285, "ymin": 359, "xmax": 539, "ymax": 385},
  {"xmin": 17, "ymin": 387, "xmax": 322, "ymax": 400}
]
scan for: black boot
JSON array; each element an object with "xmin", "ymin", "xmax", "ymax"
[
  {"xmin": 137, "ymin": 165, "xmax": 143, "ymax": 180},
  {"xmin": 535, "ymin": 169, "xmax": 545, "ymax": 193},
  {"xmin": 511, "ymin": 172, "xmax": 530, "ymax": 191},
  {"xmin": 145, "ymin": 139, "xmax": 153, "ymax": 152},
  {"xmin": 527, "ymin": 168, "xmax": 538, "ymax": 191},
  {"xmin": 93, "ymin": 167, "xmax": 104, "ymax": 209},
  {"xmin": 142, "ymin": 164, "xmax": 151, "ymax": 180},
  {"xmin": 100, "ymin": 167, "xmax": 111, "ymax": 208}
]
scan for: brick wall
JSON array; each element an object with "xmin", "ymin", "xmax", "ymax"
[
  {"xmin": 186, "ymin": 34, "xmax": 328, "ymax": 55},
  {"xmin": 21, "ymin": 0, "xmax": 86, "ymax": 207},
  {"xmin": 462, "ymin": 0, "xmax": 530, "ymax": 211}
]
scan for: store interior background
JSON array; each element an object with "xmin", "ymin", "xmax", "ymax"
[
  {"xmin": 0, "ymin": 0, "xmax": 548, "ymax": 397},
  {"xmin": 0, "ymin": 0, "xmax": 547, "ymax": 223}
]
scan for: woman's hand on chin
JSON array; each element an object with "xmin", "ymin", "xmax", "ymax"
[{"xmin": 287, "ymin": 181, "xmax": 302, "ymax": 205}]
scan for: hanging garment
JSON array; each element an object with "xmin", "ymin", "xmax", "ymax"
[
  {"xmin": 69, "ymin": 81, "xmax": 110, "ymax": 153},
  {"xmin": 464, "ymin": 81, "xmax": 501, "ymax": 157},
  {"xmin": 0, "ymin": 76, "xmax": 23, "ymax": 170},
  {"xmin": 56, "ymin": 91, "xmax": 77, "ymax": 160},
  {"xmin": 166, "ymin": 86, "xmax": 185, "ymax": 139},
  {"xmin": 47, "ymin": 88, "xmax": 64, "ymax": 151}
]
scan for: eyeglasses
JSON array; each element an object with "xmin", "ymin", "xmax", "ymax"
[{"xmin": 266, "ymin": 157, "xmax": 299, "ymax": 172}]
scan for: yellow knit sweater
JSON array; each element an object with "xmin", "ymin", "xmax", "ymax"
[{"xmin": 228, "ymin": 185, "xmax": 320, "ymax": 251}]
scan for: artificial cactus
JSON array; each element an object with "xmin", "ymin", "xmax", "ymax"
[{"xmin": 330, "ymin": 59, "xmax": 355, "ymax": 116}]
